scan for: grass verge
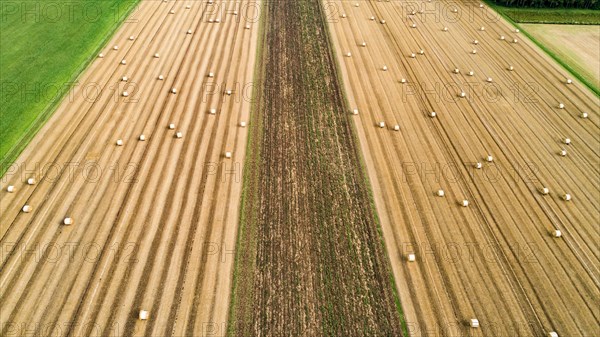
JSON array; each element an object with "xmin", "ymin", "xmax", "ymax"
[
  {"xmin": 226, "ymin": 0, "xmax": 268, "ymax": 333},
  {"xmin": 0, "ymin": 0, "xmax": 141, "ymax": 175}
]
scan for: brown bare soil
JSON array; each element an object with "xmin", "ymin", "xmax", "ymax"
[
  {"xmin": 326, "ymin": 1, "xmax": 599, "ymax": 336},
  {"xmin": 228, "ymin": 0, "xmax": 404, "ymax": 335},
  {"xmin": 0, "ymin": 1, "xmax": 259, "ymax": 336}
]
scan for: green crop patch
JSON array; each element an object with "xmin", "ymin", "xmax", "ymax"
[{"xmin": 0, "ymin": 0, "xmax": 140, "ymax": 174}]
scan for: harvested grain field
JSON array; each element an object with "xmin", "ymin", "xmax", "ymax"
[
  {"xmin": 0, "ymin": 1, "xmax": 259, "ymax": 336},
  {"xmin": 228, "ymin": 0, "xmax": 404, "ymax": 335},
  {"xmin": 327, "ymin": 0, "xmax": 599, "ymax": 336}
]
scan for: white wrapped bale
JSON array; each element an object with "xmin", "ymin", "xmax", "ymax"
[
  {"xmin": 553, "ymin": 230, "xmax": 562, "ymax": 238},
  {"xmin": 63, "ymin": 217, "xmax": 73, "ymax": 225},
  {"xmin": 22, "ymin": 205, "xmax": 32, "ymax": 213},
  {"xmin": 470, "ymin": 319, "xmax": 479, "ymax": 328},
  {"xmin": 139, "ymin": 134, "xmax": 146, "ymax": 141},
  {"xmin": 378, "ymin": 121, "xmax": 385, "ymax": 128},
  {"xmin": 116, "ymin": 139, "xmax": 123, "ymax": 146},
  {"xmin": 225, "ymin": 151, "xmax": 232, "ymax": 159},
  {"xmin": 139, "ymin": 310, "xmax": 149, "ymax": 320},
  {"xmin": 169, "ymin": 123, "xmax": 175, "ymax": 130},
  {"xmin": 7, "ymin": 185, "xmax": 15, "ymax": 193},
  {"xmin": 27, "ymin": 178, "xmax": 36, "ymax": 185},
  {"xmin": 407, "ymin": 254, "xmax": 416, "ymax": 262},
  {"xmin": 437, "ymin": 189, "xmax": 445, "ymax": 197},
  {"xmin": 176, "ymin": 132, "xmax": 183, "ymax": 139}
]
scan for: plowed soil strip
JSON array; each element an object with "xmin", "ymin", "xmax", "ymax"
[{"xmin": 228, "ymin": 0, "xmax": 404, "ymax": 335}]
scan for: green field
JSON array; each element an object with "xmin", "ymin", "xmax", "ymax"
[
  {"xmin": 0, "ymin": 0, "xmax": 139, "ymax": 173},
  {"xmin": 498, "ymin": 7, "xmax": 600, "ymax": 24},
  {"xmin": 486, "ymin": 1, "xmax": 600, "ymax": 24}
]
